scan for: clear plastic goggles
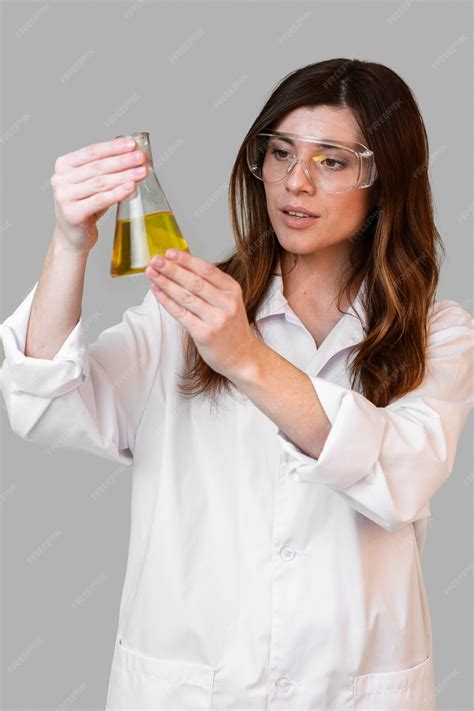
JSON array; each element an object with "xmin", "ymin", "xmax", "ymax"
[{"xmin": 246, "ymin": 130, "xmax": 378, "ymax": 194}]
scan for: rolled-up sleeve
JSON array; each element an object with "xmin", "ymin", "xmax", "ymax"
[
  {"xmin": 0, "ymin": 282, "xmax": 162, "ymax": 465},
  {"xmin": 1, "ymin": 283, "xmax": 90, "ymax": 398},
  {"xmin": 277, "ymin": 300, "xmax": 474, "ymax": 533}
]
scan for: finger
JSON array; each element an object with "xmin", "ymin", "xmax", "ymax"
[
  {"xmin": 65, "ymin": 149, "xmax": 147, "ymax": 185},
  {"xmin": 151, "ymin": 250, "xmax": 233, "ymax": 292},
  {"xmin": 59, "ymin": 137, "xmax": 137, "ymax": 171},
  {"xmin": 146, "ymin": 260, "xmax": 225, "ymax": 310},
  {"xmin": 149, "ymin": 270, "xmax": 216, "ymax": 321},
  {"xmin": 60, "ymin": 165, "xmax": 148, "ymax": 201},
  {"xmin": 67, "ymin": 182, "xmax": 137, "ymax": 222},
  {"xmin": 151, "ymin": 283, "xmax": 204, "ymax": 333}
]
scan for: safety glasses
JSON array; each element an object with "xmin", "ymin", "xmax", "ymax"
[{"xmin": 246, "ymin": 130, "xmax": 378, "ymax": 193}]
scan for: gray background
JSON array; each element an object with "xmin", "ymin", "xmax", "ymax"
[{"xmin": 1, "ymin": 0, "xmax": 472, "ymax": 709}]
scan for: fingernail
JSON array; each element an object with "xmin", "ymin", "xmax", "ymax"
[
  {"xmin": 152, "ymin": 256, "xmax": 165, "ymax": 267},
  {"xmin": 166, "ymin": 249, "xmax": 178, "ymax": 259}
]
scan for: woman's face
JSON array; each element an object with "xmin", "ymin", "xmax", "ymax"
[{"xmin": 263, "ymin": 105, "xmax": 379, "ymax": 260}]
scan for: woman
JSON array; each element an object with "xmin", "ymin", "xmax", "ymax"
[{"xmin": 1, "ymin": 58, "xmax": 472, "ymax": 710}]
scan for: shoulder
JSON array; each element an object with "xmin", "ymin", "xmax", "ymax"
[
  {"xmin": 425, "ymin": 299, "xmax": 473, "ymax": 399},
  {"xmin": 386, "ymin": 299, "xmax": 474, "ymax": 410},
  {"xmin": 428, "ymin": 298, "xmax": 473, "ymax": 343}
]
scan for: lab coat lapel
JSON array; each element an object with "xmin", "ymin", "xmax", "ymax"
[
  {"xmin": 255, "ymin": 259, "xmax": 367, "ymax": 374},
  {"xmin": 304, "ymin": 305, "xmax": 366, "ymax": 376}
]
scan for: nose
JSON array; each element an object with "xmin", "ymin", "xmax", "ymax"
[{"xmin": 285, "ymin": 159, "xmax": 316, "ymax": 192}]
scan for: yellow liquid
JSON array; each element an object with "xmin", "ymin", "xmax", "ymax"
[{"xmin": 111, "ymin": 210, "xmax": 190, "ymax": 277}]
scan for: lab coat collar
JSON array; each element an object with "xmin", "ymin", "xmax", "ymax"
[{"xmin": 255, "ymin": 256, "xmax": 367, "ymax": 372}]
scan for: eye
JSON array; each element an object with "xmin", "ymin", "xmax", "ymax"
[
  {"xmin": 271, "ymin": 148, "xmax": 291, "ymax": 160},
  {"xmin": 317, "ymin": 157, "xmax": 347, "ymax": 170}
]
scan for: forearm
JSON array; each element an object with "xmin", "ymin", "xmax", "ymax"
[
  {"xmin": 25, "ymin": 228, "xmax": 90, "ymax": 359},
  {"xmin": 228, "ymin": 340, "xmax": 331, "ymax": 459}
]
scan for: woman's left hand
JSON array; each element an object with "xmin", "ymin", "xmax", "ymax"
[{"xmin": 145, "ymin": 249, "xmax": 260, "ymax": 379}]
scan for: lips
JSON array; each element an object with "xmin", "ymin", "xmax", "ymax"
[
  {"xmin": 280, "ymin": 204, "xmax": 319, "ymax": 217},
  {"xmin": 280, "ymin": 210, "xmax": 320, "ymax": 229}
]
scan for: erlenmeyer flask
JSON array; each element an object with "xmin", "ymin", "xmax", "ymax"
[{"xmin": 111, "ymin": 131, "xmax": 190, "ymax": 277}]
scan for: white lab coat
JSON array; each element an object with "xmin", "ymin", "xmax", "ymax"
[{"xmin": 1, "ymin": 258, "xmax": 473, "ymax": 710}]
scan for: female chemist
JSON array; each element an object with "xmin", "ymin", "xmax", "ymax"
[{"xmin": 1, "ymin": 58, "xmax": 472, "ymax": 710}]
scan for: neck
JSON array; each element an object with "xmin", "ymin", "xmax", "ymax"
[{"xmin": 279, "ymin": 248, "xmax": 359, "ymax": 316}]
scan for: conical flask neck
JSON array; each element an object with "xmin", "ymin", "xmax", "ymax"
[
  {"xmin": 114, "ymin": 131, "xmax": 171, "ymax": 217},
  {"xmin": 116, "ymin": 131, "xmax": 153, "ymax": 167},
  {"xmin": 131, "ymin": 131, "xmax": 153, "ymax": 167}
]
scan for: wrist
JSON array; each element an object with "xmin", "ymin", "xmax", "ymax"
[
  {"xmin": 52, "ymin": 228, "xmax": 92, "ymax": 259},
  {"xmin": 226, "ymin": 336, "xmax": 267, "ymax": 387}
]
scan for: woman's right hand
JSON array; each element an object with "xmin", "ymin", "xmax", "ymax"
[{"xmin": 50, "ymin": 136, "xmax": 149, "ymax": 253}]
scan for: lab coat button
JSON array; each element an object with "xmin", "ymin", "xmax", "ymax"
[
  {"xmin": 280, "ymin": 545, "xmax": 295, "ymax": 560},
  {"xmin": 275, "ymin": 676, "xmax": 291, "ymax": 691}
]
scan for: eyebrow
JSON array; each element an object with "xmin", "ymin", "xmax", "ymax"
[{"xmin": 272, "ymin": 135, "xmax": 345, "ymax": 149}]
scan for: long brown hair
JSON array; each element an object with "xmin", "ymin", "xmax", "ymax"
[{"xmin": 176, "ymin": 58, "xmax": 445, "ymax": 409}]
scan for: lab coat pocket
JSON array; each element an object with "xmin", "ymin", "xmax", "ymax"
[
  {"xmin": 352, "ymin": 654, "xmax": 435, "ymax": 710},
  {"xmin": 106, "ymin": 636, "xmax": 215, "ymax": 710}
]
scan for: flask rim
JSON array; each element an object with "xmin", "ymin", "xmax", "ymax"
[{"xmin": 115, "ymin": 131, "xmax": 149, "ymax": 139}]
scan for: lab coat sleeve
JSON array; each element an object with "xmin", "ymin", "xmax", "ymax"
[
  {"xmin": 276, "ymin": 299, "xmax": 474, "ymax": 533},
  {"xmin": 0, "ymin": 281, "xmax": 162, "ymax": 465}
]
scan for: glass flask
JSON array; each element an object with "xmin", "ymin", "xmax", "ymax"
[{"xmin": 111, "ymin": 131, "xmax": 190, "ymax": 277}]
